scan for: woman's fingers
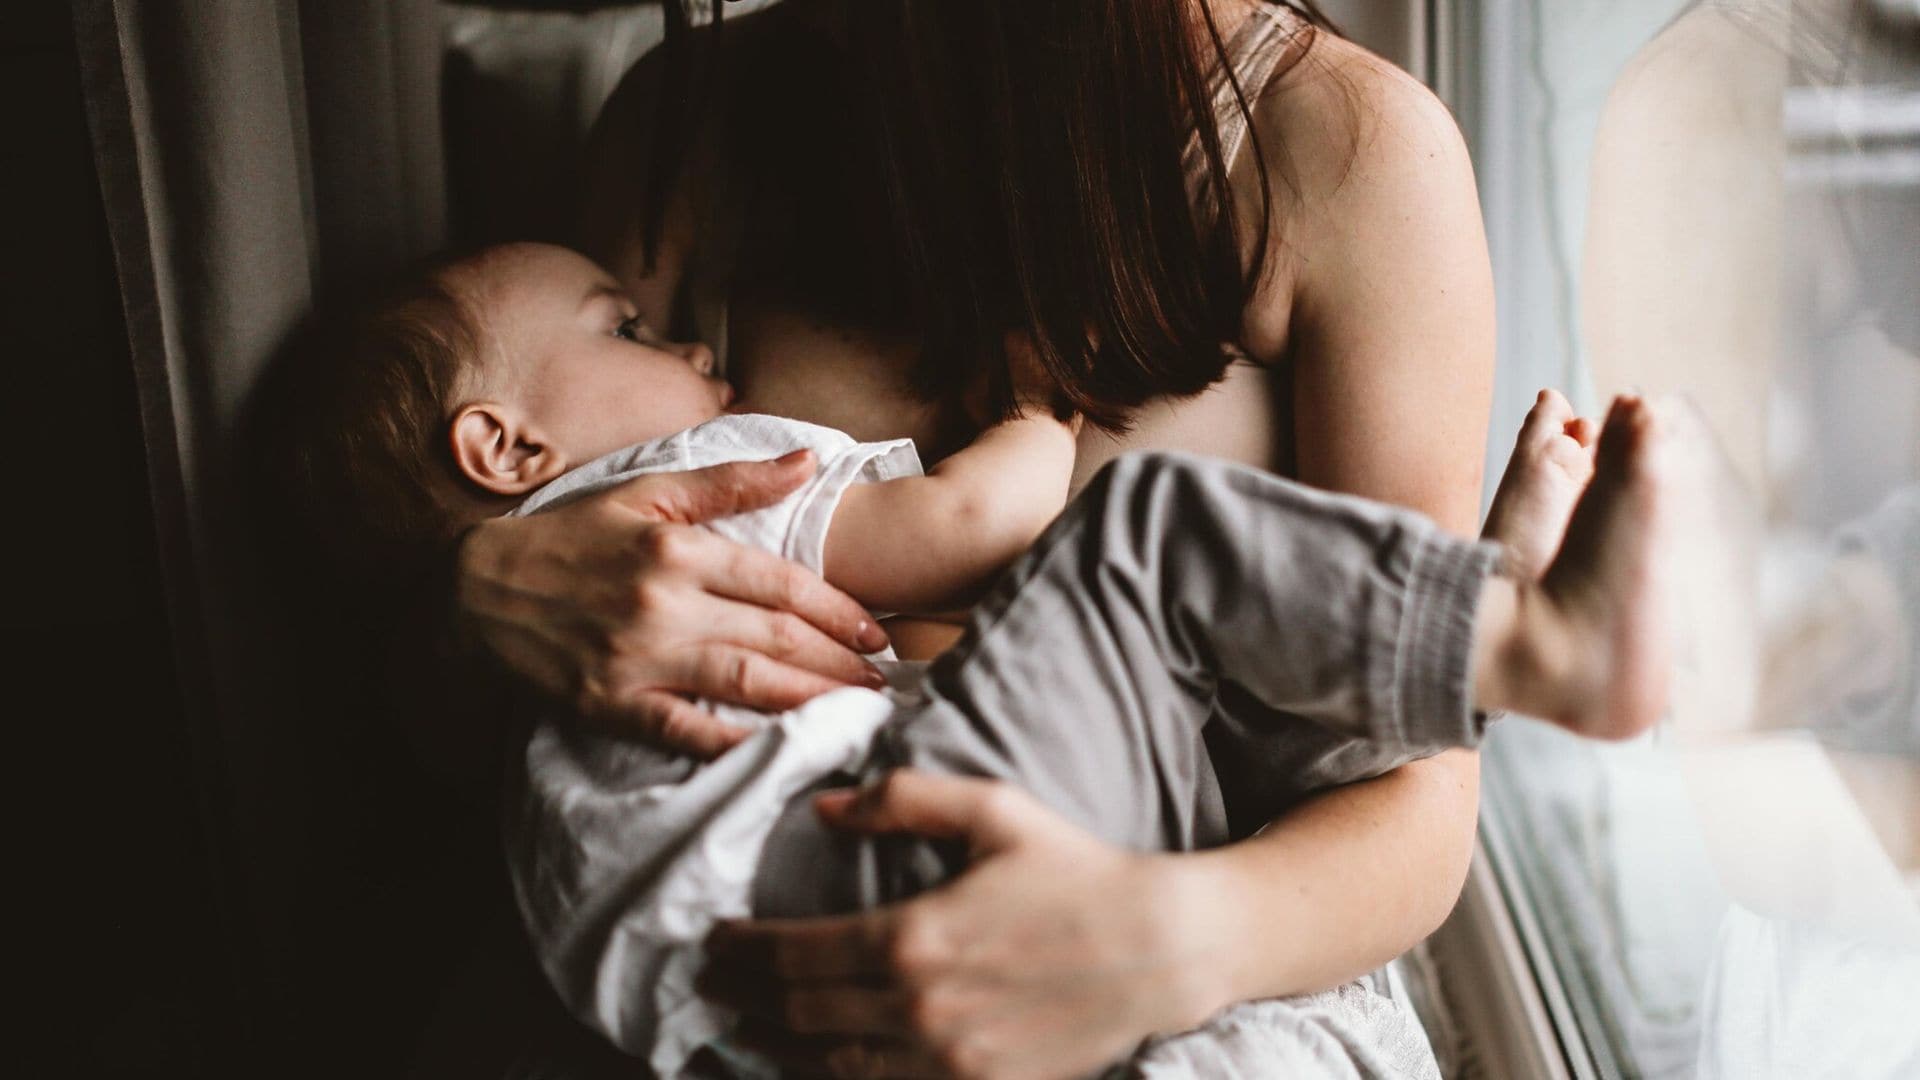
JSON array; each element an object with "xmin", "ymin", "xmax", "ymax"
[
  {"xmin": 584, "ymin": 689, "xmax": 751, "ymax": 760},
  {"xmin": 605, "ymin": 450, "xmax": 818, "ymax": 524},
  {"xmin": 713, "ymin": 982, "xmax": 915, "ymax": 1036},
  {"xmin": 816, "ymin": 770, "xmax": 1036, "ymax": 853},
  {"xmin": 733, "ymin": 1024, "xmax": 950, "ymax": 1079},
  {"xmin": 707, "ymin": 910, "xmax": 901, "ymax": 981},
  {"xmin": 677, "ymin": 643, "xmax": 867, "ymax": 714},
  {"xmin": 703, "ymin": 785, "xmax": 1226, "ymax": 1079},
  {"xmin": 452, "ymin": 453, "xmax": 895, "ymax": 755},
  {"xmin": 699, "ymin": 596, "xmax": 887, "ymax": 691},
  {"xmin": 700, "ymin": 530, "xmax": 890, "ymax": 653},
  {"xmin": 599, "ymin": 454, "xmax": 887, "ymax": 655}
]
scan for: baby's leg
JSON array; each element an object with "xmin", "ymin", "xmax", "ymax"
[
  {"xmin": 1477, "ymin": 393, "xmax": 1710, "ymax": 739},
  {"xmin": 867, "ymin": 450, "xmax": 1507, "ymax": 869},
  {"xmin": 873, "ymin": 389, "xmax": 1704, "ymax": 876},
  {"xmin": 752, "ymin": 396, "xmax": 1705, "ymax": 914},
  {"xmin": 1482, "ymin": 388, "xmax": 1598, "ymax": 577}
]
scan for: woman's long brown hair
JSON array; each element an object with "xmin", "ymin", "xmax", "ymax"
[{"xmin": 643, "ymin": 0, "xmax": 1325, "ymax": 432}]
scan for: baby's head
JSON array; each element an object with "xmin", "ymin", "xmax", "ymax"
[
  {"xmin": 281, "ymin": 242, "xmax": 731, "ymax": 576},
  {"xmin": 432, "ymin": 242, "xmax": 732, "ymax": 486}
]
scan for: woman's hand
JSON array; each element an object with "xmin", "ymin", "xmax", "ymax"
[
  {"xmin": 453, "ymin": 450, "xmax": 891, "ymax": 758},
  {"xmin": 701, "ymin": 771, "xmax": 1234, "ymax": 1080}
]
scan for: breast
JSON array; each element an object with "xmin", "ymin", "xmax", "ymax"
[
  {"xmin": 729, "ymin": 300, "xmax": 1292, "ymax": 485},
  {"xmin": 725, "ymin": 301, "xmax": 951, "ymax": 451},
  {"xmin": 1070, "ymin": 358, "xmax": 1293, "ymax": 493}
]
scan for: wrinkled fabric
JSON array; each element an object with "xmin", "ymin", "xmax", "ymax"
[
  {"xmin": 514, "ymin": 687, "xmax": 898, "ymax": 1078},
  {"xmin": 1697, "ymin": 906, "xmax": 1920, "ymax": 1080},
  {"xmin": 1130, "ymin": 972, "xmax": 1442, "ymax": 1080},
  {"xmin": 510, "ymin": 412, "xmax": 922, "ymax": 574},
  {"xmin": 507, "ymin": 414, "xmax": 920, "ymax": 1077},
  {"xmin": 509, "ymin": 444, "xmax": 1496, "ymax": 1077}
]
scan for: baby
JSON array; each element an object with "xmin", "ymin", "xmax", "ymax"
[{"xmin": 286, "ymin": 241, "xmax": 1696, "ymax": 1075}]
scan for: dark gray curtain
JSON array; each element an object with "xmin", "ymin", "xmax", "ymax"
[
  {"xmin": 72, "ymin": 0, "xmax": 463, "ymax": 1071},
  {"xmin": 71, "ymin": 0, "xmax": 682, "ymax": 1070}
]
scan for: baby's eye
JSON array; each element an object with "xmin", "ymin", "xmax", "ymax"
[{"xmin": 613, "ymin": 315, "xmax": 646, "ymax": 343}]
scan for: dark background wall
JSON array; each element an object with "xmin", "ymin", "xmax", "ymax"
[{"xmin": 1, "ymin": 2, "xmax": 229, "ymax": 1074}]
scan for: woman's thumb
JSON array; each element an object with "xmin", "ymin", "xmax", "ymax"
[
  {"xmin": 612, "ymin": 449, "xmax": 816, "ymax": 523},
  {"xmin": 816, "ymin": 770, "xmax": 1034, "ymax": 854}
]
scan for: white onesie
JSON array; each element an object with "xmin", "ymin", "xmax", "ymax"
[{"xmin": 505, "ymin": 414, "xmax": 923, "ymax": 1078}]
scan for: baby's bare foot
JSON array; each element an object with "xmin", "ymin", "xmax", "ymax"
[
  {"xmin": 1513, "ymin": 394, "xmax": 1696, "ymax": 740},
  {"xmin": 1483, "ymin": 389, "xmax": 1599, "ymax": 579}
]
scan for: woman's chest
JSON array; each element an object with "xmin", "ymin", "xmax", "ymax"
[
  {"xmin": 1070, "ymin": 358, "xmax": 1295, "ymax": 493},
  {"xmin": 724, "ymin": 302, "xmax": 951, "ymax": 451},
  {"xmin": 724, "ymin": 299, "xmax": 1294, "ymax": 483}
]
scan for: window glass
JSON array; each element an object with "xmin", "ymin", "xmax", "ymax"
[{"xmin": 1460, "ymin": 1, "xmax": 1920, "ymax": 1074}]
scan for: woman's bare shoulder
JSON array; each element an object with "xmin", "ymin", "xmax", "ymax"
[
  {"xmin": 1240, "ymin": 31, "xmax": 1484, "ymax": 351},
  {"xmin": 1256, "ymin": 31, "xmax": 1475, "ymax": 235}
]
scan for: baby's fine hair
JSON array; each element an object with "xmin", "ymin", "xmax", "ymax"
[{"xmin": 263, "ymin": 254, "xmax": 485, "ymax": 583}]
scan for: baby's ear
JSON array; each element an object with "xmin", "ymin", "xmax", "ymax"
[{"xmin": 449, "ymin": 402, "xmax": 570, "ymax": 496}]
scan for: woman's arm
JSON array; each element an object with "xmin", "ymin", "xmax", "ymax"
[
  {"xmin": 993, "ymin": 35, "xmax": 1493, "ymax": 1009},
  {"xmin": 1214, "ymin": 35, "xmax": 1496, "ymax": 988},
  {"xmin": 1182, "ymin": 751, "xmax": 1481, "ymax": 998}
]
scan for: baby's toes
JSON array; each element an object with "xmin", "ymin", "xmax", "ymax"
[
  {"xmin": 1596, "ymin": 396, "xmax": 1670, "ymax": 494},
  {"xmin": 1564, "ymin": 416, "xmax": 1600, "ymax": 448},
  {"xmin": 1543, "ymin": 432, "xmax": 1597, "ymax": 484},
  {"xmin": 1521, "ymin": 389, "xmax": 1578, "ymax": 445}
]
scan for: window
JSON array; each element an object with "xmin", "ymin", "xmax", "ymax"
[{"xmin": 1445, "ymin": 1, "xmax": 1920, "ymax": 1074}]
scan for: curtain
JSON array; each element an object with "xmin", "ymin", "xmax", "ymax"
[
  {"xmin": 72, "ymin": 0, "xmax": 457, "ymax": 1070},
  {"xmin": 73, "ymin": 2, "xmax": 685, "ymax": 1070}
]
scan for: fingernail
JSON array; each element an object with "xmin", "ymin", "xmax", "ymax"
[
  {"xmin": 856, "ymin": 619, "xmax": 889, "ymax": 651},
  {"xmin": 775, "ymin": 449, "xmax": 813, "ymax": 467},
  {"xmin": 862, "ymin": 664, "xmax": 888, "ymax": 689},
  {"xmin": 814, "ymin": 789, "xmax": 857, "ymax": 817}
]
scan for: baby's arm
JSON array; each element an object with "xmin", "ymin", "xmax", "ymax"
[{"xmin": 824, "ymin": 408, "xmax": 1077, "ymax": 613}]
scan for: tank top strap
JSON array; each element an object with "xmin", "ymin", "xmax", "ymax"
[{"xmin": 1189, "ymin": 2, "xmax": 1314, "ymax": 187}]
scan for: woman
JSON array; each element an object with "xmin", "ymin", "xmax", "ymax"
[{"xmin": 453, "ymin": 0, "xmax": 1495, "ymax": 1074}]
